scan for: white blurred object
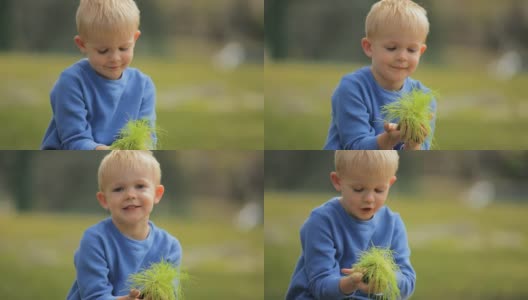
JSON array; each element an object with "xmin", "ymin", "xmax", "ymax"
[
  {"xmin": 465, "ymin": 180, "xmax": 495, "ymax": 209},
  {"xmin": 212, "ymin": 42, "xmax": 246, "ymax": 71},
  {"xmin": 489, "ymin": 50, "xmax": 522, "ymax": 80},
  {"xmin": 234, "ymin": 201, "xmax": 262, "ymax": 232}
]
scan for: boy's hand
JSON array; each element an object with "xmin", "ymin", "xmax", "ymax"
[
  {"xmin": 116, "ymin": 289, "xmax": 143, "ymax": 300},
  {"xmin": 95, "ymin": 145, "xmax": 110, "ymax": 150},
  {"xmin": 403, "ymin": 112, "xmax": 434, "ymax": 150},
  {"xmin": 341, "ymin": 268, "xmax": 386, "ymax": 295},
  {"xmin": 377, "ymin": 123, "xmax": 401, "ymax": 149},
  {"xmin": 339, "ymin": 267, "xmax": 368, "ymax": 295}
]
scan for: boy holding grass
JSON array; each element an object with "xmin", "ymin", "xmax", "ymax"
[
  {"xmin": 286, "ymin": 151, "xmax": 415, "ymax": 300},
  {"xmin": 67, "ymin": 151, "xmax": 181, "ymax": 300},
  {"xmin": 324, "ymin": 0, "xmax": 436, "ymax": 150},
  {"xmin": 41, "ymin": 0, "xmax": 156, "ymax": 150}
]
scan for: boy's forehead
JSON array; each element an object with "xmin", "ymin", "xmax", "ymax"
[
  {"xmin": 84, "ymin": 32, "xmax": 136, "ymax": 47},
  {"xmin": 372, "ymin": 29, "xmax": 426, "ymax": 44},
  {"xmin": 340, "ymin": 171, "xmax": 393, "ymax": 185}
]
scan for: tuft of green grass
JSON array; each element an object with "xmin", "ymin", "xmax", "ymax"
[
  {"xmin": 110, "ymin": 119, "xmax": 159, "ymax": 150},
  {"xmin": 353, "ymin": 246, "xmax": 400, "ymax": 300},
  {"xmin": 128, "ymin": 260, "xmax": 188, "ymax": 300},
  {"xmin": 381, "ymin": 89, "xmax": 435, "ymax": 145}
]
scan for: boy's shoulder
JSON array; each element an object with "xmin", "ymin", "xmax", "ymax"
[
  {"xmin": 309, "ymin": 197, "xmax": 342, "ymax": 220},
  {"xmin": 149, "ymin": 221, "xmax": 181, "ymax": 246},
  {"xmin": 339, "ymin": 66, "xmax": 373, "ymax": 86},
  {"xmin": 81, "ymin": 218, "xmax": 114, "ymax": 242}
]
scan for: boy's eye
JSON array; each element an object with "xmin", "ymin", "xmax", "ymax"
[
  {"xmin": 353, "ymin": 188, "xmax": 364, "ymax": 192},
  {"xmin": 407, "ymin": 48, "xmax": 417, "ymax": 53},
  {"xmin": 119, "ymin": 48, "xmax": 129, "ymax": 51},
  {"xmin": 386, "ymin": 47, "xmax": 396, "ymax": 51},
  {"xmin": 112, "ymin": 187, "xmax": 123, "ymax": 192},
  {"xmin": 136, "ymin": 184, "xmax": 146, "ymax": 189},
  {"xmin": 97, "ymin": 49, "xmax": 108, "ymax": 54},
  {"xmin": 375, "ymin": 189, "xmax": 384, "ymax": 193}
]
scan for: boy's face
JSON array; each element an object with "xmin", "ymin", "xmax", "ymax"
[
  {"xmin": 362, "ymin": 29, "xmax": 427, "ymax": 91},
  {"xmin": 96, "ymin": 166, "xmax": 164, "ymax": 227},
  {"xmin": 74, "ymin": 30, "xmax": 140, "ymax": 80},
  {"xmin": 330, "ymin": 171, "xmax": 396, "ymax": 220}
]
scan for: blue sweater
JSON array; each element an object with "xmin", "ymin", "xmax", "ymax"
[
  {"xmin": 67, "ymin": 218, "xmax": 182, "ymax": 300},
  {"xmin": 323, "ymin": 66, "xmax": 436, "ymax": 150},
  {"xmin": 41, "ymin": 59, "xmax": 156, "ymax": 150},
  {"xmin": 286, "ymin": 198, "xmax": 416, "ymax": 300}
]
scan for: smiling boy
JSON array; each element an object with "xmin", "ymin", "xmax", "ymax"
[{"xmin": 67, "ymin": 151, "xmax": 181, "ymax": 300}]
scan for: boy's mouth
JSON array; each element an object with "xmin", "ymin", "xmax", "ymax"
[{"xmin": 123, "ymin": 205, "xmax": 141, "ymax": 210}]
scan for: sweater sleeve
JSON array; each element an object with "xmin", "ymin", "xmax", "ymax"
[
  {"xmin": 333, "ymin": 79, "xmax": 380, "ymax": 150},
  {"xmin": 392, "ymin": 217, "xmax": 416, "ymax": 299},
  {"xmin": 138, "ymin": 77, "xmax": 157, "ymax": 149},
  {"xmin": 421, "ymin": 97, "xmax": 437, "ymax": 150},
  {"xmin": 75, "ymin": 232, "xmax": 117, "ymax": 300},
  {"xmin": 302, "ymin": 212, "xmax": 350, "ymax": 300},
  {"xmin": 50, "ymin": 73, "xmax": 101, "ymax": 150}
]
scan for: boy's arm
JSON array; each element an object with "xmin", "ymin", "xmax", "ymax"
[
  {"xmin": 332, "ymin": 80, "xmax": 386, "ymax": 150},
  {"xmin": 392, "ymin": 216, "xmax": 416, "ymax": 299},
  {"xmin": 138, "ymin": 77, "xmax": 157, "ymax": 148},
  {"xmin": 301, "ymin": 212, "xmax": 355, "ymax": 299},
  {"xmin": 74, "ymin": 232, "xmax": 119, "ymax": 299},
  {"xmin": 50, "ymin": 74, "xmax": 103, "ymax": 150}
]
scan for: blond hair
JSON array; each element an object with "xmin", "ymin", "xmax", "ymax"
[
  {"xmin": 76, "ymin": 0, "xmax": 140, "ymax": 40},
  {"xmin": 98, "ymin": 151, "xmax": 161, "ymax": 191},
  {"xmin": 365, "ymin": 0, "xmax": 429, "ymax": 40},
  {"xmin": 335, "ymin": 150, "xmax": 399, "ymax": 179}
]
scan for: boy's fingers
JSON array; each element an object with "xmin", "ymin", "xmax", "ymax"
[
  {"xmin": 349, "ymin": 272, "xmax": 363, "ymax": 282},
  {"xmin": 384, "ymin": 122, "xmax": 398, "ymax": 132},
  {"xmin": 128, "ymin": 289, "xmax": 141, "ymax": 298},
  {"xmin": 341, "ymin": 268, "xmax": 353, "ymax": 275}
]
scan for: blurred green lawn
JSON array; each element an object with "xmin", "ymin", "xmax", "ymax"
[
  {"xmin": 265, "ymin": 192, "xmax": 528, "ymax": 300},
  {"xmin": 0, "ymin": 212, "xmax": 263, "ymax": 299},
  {"xmin": 265, "ymin": 62, "xmax": 528, "ymax": 149},
  {"xmin": 0, "ymin": 53, "xmax": 263, "ymax": 149}
]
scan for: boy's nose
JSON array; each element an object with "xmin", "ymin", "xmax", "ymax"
[
  {"xmin": 396, "ymin": 50, "xmax": 406, "ymax": 61},
  {"xmin": 126, "ymin": 189, "xmax": 137, "ymax": 199},
  {"xmin": 109, "ymin": 51, "xmax": 120, "ymax": 62},
  {"xmin": 364, "ymin": 192, "xmax": 375, "ymax": 203}
]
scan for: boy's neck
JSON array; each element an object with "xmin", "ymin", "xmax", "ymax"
[
  {"xmin": 370, "ymin": 66, "xmax": 405, "ymax": 91},
  {"xmin": 112, "ymin": 218, "xmax": 150, "ymax": 240}
]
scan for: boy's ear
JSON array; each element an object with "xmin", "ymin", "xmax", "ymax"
[
  {"xmin": 154, "ymin": 184, "xmax": 165, "ymax": 204},
  {"xmin": 389, "ymin": 176, "xmax": 397, "ymax": 186},
  {"xmin": 420, "ymin": 44, "xmax": 427, "ymax": 55},
  {"xmin": 74, "ymin": 35, "xmax": 86, "ymax": 53},
  {"xmin": 96, "ymin": 192, "xmax": 109, "ymax": 210},
  {"xmin": 361, "ymin": 37, "xmax": 373, "ymax": 58},
  {"xmin": 134, "ymin": 30, "xmax": 141, "ymax": 41},
  {"xmin": 330, "ymin": 171, "xmax": 342, "ymax": 192}
]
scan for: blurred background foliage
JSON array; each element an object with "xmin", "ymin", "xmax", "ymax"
[
  {"xmin": 0, "ymin": 0, "xmax": 264, "ymax": 149},
  {"xmin": 265, "ymin": 151, "xmax": 528, "ymax": 300},
  {"xmin": 1, "ymin": 0, "xmax": 264, "ymax": 59},
  {"xmin": 0, "ymin": 151, "xmax": 263, "ymax": 299},
  {"xmin": 266, "ymin": 0, "xmax": 527, "ymax": 64},
  {"xmin": 265, "ymin": 0, "xmax": 528, "ymax": 149}
]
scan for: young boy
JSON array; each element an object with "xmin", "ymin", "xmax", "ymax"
[
  {"xmin": 41, "ymin": 0, "xmax": 156, "ymax": 150},
  {"xmin": 286, "ymin": 151, "xmax": 415, "ymax": 300},
  {"xmin": 323, "ymin": 0, "xmax": 436, "ymax": 150},
  {"xmin": 67, "ymin": 151, "xmax": 181, "ymax": 300}
]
